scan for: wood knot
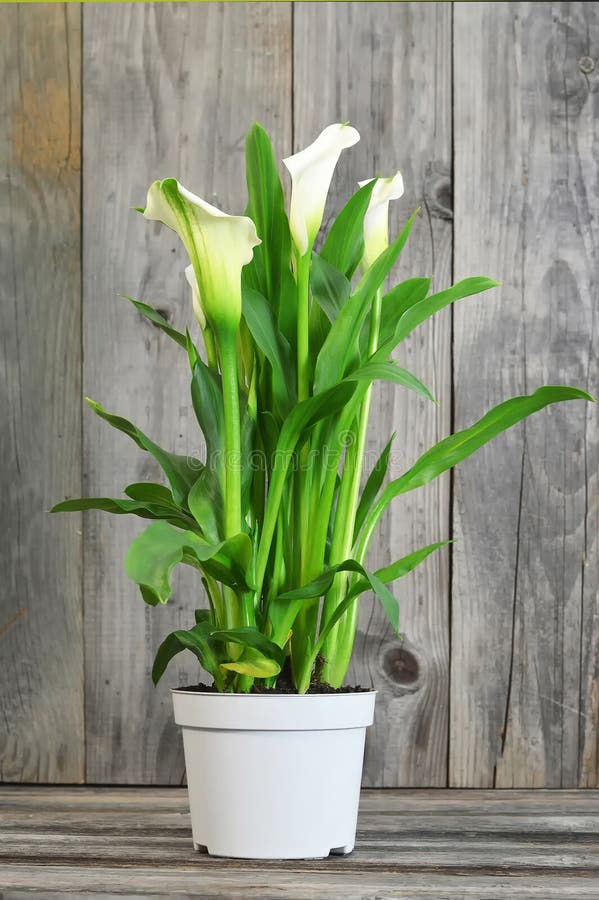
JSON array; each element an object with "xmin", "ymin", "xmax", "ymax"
[
  {"xmin": 547, "ymin": 26, "xmax": 591, "ymax": 115},
  {"xmin": 383, "ymin": 645, "xmax": 420, "ymax": 686},
  {"xmin": 424, "ymin": 163, "xmax": 453, "ymax": 221}
]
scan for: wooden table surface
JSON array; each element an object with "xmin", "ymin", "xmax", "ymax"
[{"xmin": 1, "ymin": 787, "xmax": 599, "ymax": 898}]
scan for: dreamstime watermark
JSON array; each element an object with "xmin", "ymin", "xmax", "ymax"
[{"xmin": 186, "ymin": 441, "xmax": 407, "ymax": 475}]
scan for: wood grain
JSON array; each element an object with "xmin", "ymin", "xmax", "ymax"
[
  {"xmin": 1, "ymin": 877, "xmax": 598, "ymax": 900},
  {"xmin": 82, "ymin": 2, "xmax": 292, "ymax": 783},
  {"xmin": 0, "ymin": 4, "xmax": 83, "ymax": 782},
  {"xmin": 294, "ymin": 1, "xmax": 453, "ymax": 787},
  {"xmin": 451, "ymin": 2, "xmax": 599, "ymax": 787},
  {"xmin": 1, "ymin": 787, "xmax": 598, "ymax": 897}
]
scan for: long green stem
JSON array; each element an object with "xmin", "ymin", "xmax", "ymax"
[
  {"xmin": 296, "ymin": 251, "xmax": 311, "ymax": 404},
  {"xmin": 203, "ymin": 573, "xmax": 223, "ymax": 622},
  {"xmin": 219, "ymin": 328, "xmax": 242, "ymax": 538},
  {"xmin": 297, "ymin": 251, "xmax": 314, "ymax": 571},
  {"xmin": 305, "ymin": 406, "xmax": 356, "ymax": 578},
  {"xmin": 321, "ymin": 287, "xmax": 383, "ymax": 686},
  {"xmin": 291, "ymin": 405, "xmax": 359, "ymax": 690},
  {"xmin": 203, "ymin": 327, "xmax": 218, "ymax": 371},
  {"xmin": 219, "ymin": 327, "xmax": 254, "ymax": 688},
  {"xmin": 290, "ymin": 250, "xmax": 315, "ymax": 683}
]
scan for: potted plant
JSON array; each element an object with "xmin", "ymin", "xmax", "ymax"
[{"xmin": 53, "ymin": 122, "xmax": 592, "ymax": 859}]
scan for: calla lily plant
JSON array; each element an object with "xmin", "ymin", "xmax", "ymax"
[{"xmin": 53, "ymin": 123, "xmax": 593, "ymax": 694}]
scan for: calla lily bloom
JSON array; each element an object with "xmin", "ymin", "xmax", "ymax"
[
  {"xmin": 184, "ymin": 264, "xmax": 206, "ymax": 329},
  {"xmin": 144, "ymin": 179, "xmax": 260, "ymax": 337},
  {"xmin": 185, "ymin": 264, "xmax": 218, "ymax": 370},
  {"xmin": 283, "ymin": 124, "xmax": 360, "ymax": 257},
  {"xmin": 358, "ymin": 172, "xmax": 404, "ymax": 272}
]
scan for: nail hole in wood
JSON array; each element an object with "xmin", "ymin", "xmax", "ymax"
[{"xmin": 579, "ymin": 56, "xmax": 595, "ymax": 74}]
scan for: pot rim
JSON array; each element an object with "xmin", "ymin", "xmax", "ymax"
[
  {"xmin": 171, "ymin": 688, "xmax": 377, "ymax": 697},
  {"xmin": 171, "ymin": 687, "xmax": 377, "ymax": 730}
]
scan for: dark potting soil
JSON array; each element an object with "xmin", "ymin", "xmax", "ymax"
[
  {"xmin": 178, "ymin": 657, "xmax": 370, "ymax": 695},
  {"xmin": 176, "ymin": 656, "xmax": 370, "ymax": 695},
  {"xmin": 176, "ymin": 681, "xmax": 369, "ymax": 695}
]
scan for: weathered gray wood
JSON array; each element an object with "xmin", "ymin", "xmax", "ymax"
[
  {"xmin": 0, "ymin": 5, "xmax": 84, "ymax": 781},
  {"xmin": 451, "ymin": 1, "xmax": 599, "ymax": 788},
  {"xmin": 82, "ymin": 2, "xmax": 292, "ymax": 783},
  {"xmin": 4, "ymin": 785, "xmax": 599, "ymax": 814},
  {"xmin": 2, "ymin": 0, "xmax": 598, "ymax": 793},
  {"xmin": 1, "ymin": 788, "xmax": 599, "ymax": 897},
  {"xmin": 2, "ymin": 873, "xmax": 598, "ymax": 900},
  {"xmin": 3, "ymin": 831, "xmax": 599, "ymax": 869},
  {"xmin": 294, "ymin": 1, "xmax": 453, "ymax": 788},
  {"xmin": 3, "ymin": 812, "xmax": 599, "ymax": 840}
]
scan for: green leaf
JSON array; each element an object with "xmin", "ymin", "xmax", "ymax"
[
  {"xmin": 354, "ymin": 434, "xmax": 395, "ymax": 541},
  {"xmin": 242, "ymin": 285, "xmax": 295, "ymax": 414},
  {"xmin": 389, "ymin": 386, "xmax": 593, "ymax": 497},
  {"xmin": 310, "ymin": 547, "xmax": 443, "ymax": 667},
  {"xmin": 314, "ymin": 209, "xmax": 419, "ymax": 393},
  {"xmin": 221, "ymin": 649, "xmax": 281, "ymax": 678},
  {"xmin": 122, "ymin": 295, "xmax": 187, "ymax": 348},
  {"xmin": 190, "ymin": 358, "xmax": 226, "ymax": 494},
  {"xmin": 200, "ymin": 532, "xmax": 254, "ymax": 591},
  {"xmin": 124, "ymin": 482, "xmax": 177, "ymax": 505},
  {"xmin": 189, "ymin": 356, "xmax": 254, "ymax": 516},
  {"xmin": 346, "ymin": 360, "xmax": 436, "ymax": 403},
  {"xmin": 210, "ymin": 626, "xmax": 286, "ymax": 666},
  {"xmin": 85, "ymin": 398, "xmax": 201, "ymax": 507},
  {"xmin": 359, "ymin": 386, "xmax": 595, "ymax": 553},
  {"xmin": 310, "ymin": 253, "xmax": 351, "ymax": 324},
  {"xmin": 152, "ymin": 620, "xmax": 223, "ymax": 687},
  {"xmin": 255, "ymin": 381, "xmax": 358, "ymax": 589},
  {"xmin": 51, "ymin": 497, "xmax": 152, "ymax": 515},
  {"xmin": 372, "ymin": 277, "xmax": 500, "ymax": 363},
  {"xmin": 240, "ymin": 401, "xmax": 256, "ymax": 512},
  {"xmin": 171, "ymin": 625, "xmax": 222, "ymax": 682},
  {"xmin": 362, "ymin": 277, "xmax": 431, "ymax": 356},
  {"xmin": 187, "ymin": 468, "xmax": 221, "ymax": 542},
  {"xmin": 243, "ymin": 123, "xmax": 294, "ymax": 315},
  {"xmin": 185, "ymin": 329, "xmax": 200, "ymax": 370},
  {"xmin": 194, "ymin": 608, "xmax": 213, "ymax": 625},
  {"xmin": 348, "ymin": 541, "xmax": 451, "ymax": 601},
  {"xmin": 309, "ymin": 254, "xmax": 352, "ymax": 368},
  {"xmin": 320, "ymin": 180, "xmax": 376, "ymax": 279},
  {"xmin": 278, "ymin": 559, "xmax": 399, "ymax": 633},
  {"xmin": 125, "ymin": 521, "xmax": 254, "ymax": 606},
  {"xmin": 308, "ymin": 301, "xmax": 330, "ymax": 374},
  {"xmin": 278, "ymin": 381, "xmax": 358, "ymax": 457},
  {"xmin": 50, "ymin": 495, "xmax": 195, "ymax": 530},
  {"xmin": 152, "ymin": 632, "xmax": 185, "ymax": 685},
  {"xmin": 126, "ymin": 521, "xmax": 206, "ymax": 606}
]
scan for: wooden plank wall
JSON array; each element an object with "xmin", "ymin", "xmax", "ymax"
[
  {"xmin": 0, "ymin": 5, "xmax": 84, "ymax": 782},
  {"xmin": 451, "ymin": 1, "xmax": 599, "ymax": 788},
  {"xmin": 294, "ymin": 1, "xmax": 453, "ymax": 788},
  {"xmin": 82, "ymin": 1, "xmax": 291, "ymax": 784},
  {"xmin": 0, "ymin": 1, "xmax": 597, "ymax": 788}
]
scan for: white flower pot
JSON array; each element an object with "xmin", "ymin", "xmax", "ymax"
[{"xmin": 172, "ymin": 688, "xmax": 376, "ymax": 859}]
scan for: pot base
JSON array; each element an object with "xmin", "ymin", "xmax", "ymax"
[{"xmin": 193, "ymin": 841, "xmax": 354, "ymax": 859}]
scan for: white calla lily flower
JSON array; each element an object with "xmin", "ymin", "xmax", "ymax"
[
  {"xmin": 184, "ymin": 264, "xmax": 206, "ymax": 329},
  {"xmin": 283, "ymin": 123, "xmax": 360, "ymax": 257},
  {"xmin": 358, "ymin": 172, "xmax": 404, "ymax": 272},
  {"xmin": 144, "ymin": 179, "xmax": 260, "ymax": 337}
]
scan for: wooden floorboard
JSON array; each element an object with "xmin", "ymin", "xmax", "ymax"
[{"xmin": 1, "ymin": 788, "xmax": 598, "ymax": 897}]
